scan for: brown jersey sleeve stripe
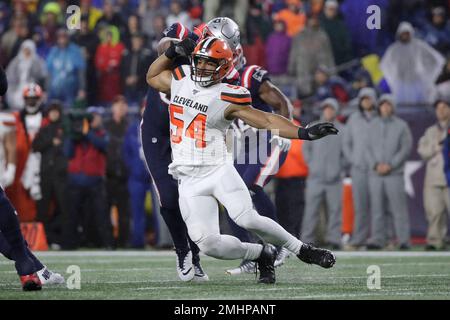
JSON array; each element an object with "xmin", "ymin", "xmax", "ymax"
[
  {"xmin": 221, "ymin": 94, "xmax": 252, "ymax": 105},
  {"xmin": 172, "ymin": 67, "xmax": 185, "ymax": 80},
  {"xmin": 220, "ymin": 92, "xmax": 251, "ymax": 99}
]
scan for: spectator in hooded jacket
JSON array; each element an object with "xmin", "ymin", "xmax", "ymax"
[
  {"xmin": 46, "ymin": 29, "xmax": 86, "ymax": 108},
  {"xmin": 72, "ymin": 17, "xmax": 100, "ymax": 106},
  {"xmin": 39, "ymin": 1, "xmax": 63, "ymax": 48},
  {"xmin": 302, "ymin": 98, "xmax": 345, "ymax": 249},
  {"xmin": 380, "ymin": 22, "xmax": 445, "ymax": 105},
  {"xmin": 95, "ymin": 25, "xmax": 125, "ymax": 105},
  {"xmin": 288, "ymin": 14, "xmax": 335, "ymax": 97},
  {"xmin": 274, "ymin": 0, "xmax": 307, "ymax": 37},
  {"xmin": 342, "ymin": 87, "xmax": 377, "ymax": 249},
  {"xmin": 319, "ymin": 0, "xmax": 353, "ymax": 65},
  {"xmin": 420, "ymin": 7, "xmax": 450, "ymax": 56},
  {"xmin": 32, "ymin": 101, "xmax": 69, "ymax": 247},
  {"xmin": 265, "ymin": 19, "xmax": 292, "ymax": 76},
  {"xmin": 95, "ymin": 0, "xmax": 126, "ymax": 36},
  {"xmin": 6, "ymin": 40, "xmax": 47, "ymax": 110},
  {"xmin": 120, "ymin": 33, "xmax": 154, "ymax": 105},
  {"xmin": 104, "ymin": 96, "xmax": 130, "ymax": 248},
  {"xmin": 365, "ymin": 94, "xmax": 412, "ymax": 250}
]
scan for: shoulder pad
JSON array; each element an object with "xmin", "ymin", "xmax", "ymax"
[{"xmin": 241, "ymin": 65, "xmax": 268, "ymax": 88}]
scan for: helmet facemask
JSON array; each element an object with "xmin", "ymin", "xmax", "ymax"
[{"xmin": 191, "ymin": 54, "xmax": 228, "ymax": 87}]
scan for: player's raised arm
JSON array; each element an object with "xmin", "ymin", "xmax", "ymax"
[
  {"xmin": 146, "ymin": 38, "xmax": 197, "ymax": 93},
  {"xmin": 225, "ymin": 104, "xmax": 339, "ymax": 140},
  {"xmin": 146, "ymin": 55, "xmax": 173, "ymax": 93}
]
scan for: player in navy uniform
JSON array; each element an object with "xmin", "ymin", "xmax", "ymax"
[
  {"xmin": 0, "ymin": 66, "xmax": 64, "ymax": 290},
  {"xmin": 141, "ymin": 23, "xmax": 209, "ymax": 282}
]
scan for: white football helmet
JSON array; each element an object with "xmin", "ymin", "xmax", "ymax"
[{"xmin": 203, "ymin": 17, "xmax": 241, "ymax": 52}]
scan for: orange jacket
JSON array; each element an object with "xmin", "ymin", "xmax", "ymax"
[
  {"xmin": 274, "ymin": 9, "xmax": 307, "ymax": 37},
  {"xmin": 276, "ymin": 120, "xmax": 309, "ymax": 178}
]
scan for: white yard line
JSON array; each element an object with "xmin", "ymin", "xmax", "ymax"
[
  {"xmin": 134, "ymin": 286, "xmax": 192, "ymax": 291},
  {"xmin": 14, "ymin": 250, "xmax": 450, "ymax": 258},
  {"xmin": 335, "ymin": 251, "xmax": 450, "ymax": 257},
  {"xmin": 284, "ymin": 291, "xmax": 450, "ymax": 299}
]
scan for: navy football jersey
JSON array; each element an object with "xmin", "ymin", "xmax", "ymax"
[
  {"xmin": 142, "ymin": 86, "xmax": 170, "ymax": 137},
  {"xmin": 239, "ymin": 65, "xmax": 272, "ymax": 113}
]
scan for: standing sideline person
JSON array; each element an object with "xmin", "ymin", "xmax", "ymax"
[
  {"xmin": 366, "ymin": 94, "xmax": 412, "ymax": 249},
  {"xmin": 301, "ymin": 98, "xmax": 345, "ymax": 249},
  {"xmin": 342, "ymin": 87, "xmax": 377, "ymax": 250},
  {"xmin": 419, "ymin": 100, "xmax": 450, "ymax": 250}
]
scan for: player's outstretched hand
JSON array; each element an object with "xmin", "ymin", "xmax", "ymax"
[
  {"xmin": 305, "ymin": 122, "xmax": 339, "ymax": 140},
  {"xmin": 165, "ymin": 38, "xmax": 197, "ymax": 60}
]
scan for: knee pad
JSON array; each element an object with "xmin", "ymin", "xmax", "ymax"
[{"xmin": 196, "ymin": 234, "xmax": 222, "ymax": 258}]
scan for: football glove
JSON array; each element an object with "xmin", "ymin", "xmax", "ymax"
[
  {"xmin": 163, "ymin": 23, "xmax": 199, "ymax": 42},
  {"xmin": 298, "ymin": 122, "xmax": 339, "ymax": 140},
  {"xmin": 165, "ymin": 37, "xmax": 197, "ymax": 60}
]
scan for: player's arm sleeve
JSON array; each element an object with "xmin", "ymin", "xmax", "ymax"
[
  {"xmin": 226, "ymin": 104, "xmax": 301, "ymax": 139},
  {"xmin": 220, "ymin": 87, "xmax": 253, "ymax": 106},
  {"xmin": 146, "ymin": 54, "xmax": 173, "ymax": 93}
]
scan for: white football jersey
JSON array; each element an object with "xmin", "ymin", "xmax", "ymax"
[{"xmin": 168, "ymin": 64, "xmax": 252, "ymax": 179}]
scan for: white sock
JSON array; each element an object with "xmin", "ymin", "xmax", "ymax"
[
  {"xmin": 235, "ymin": 210, "xmax": 303, "ymax": 255},
  {"xmin": 243, "ymin": 243, "xmax": 263, "ymax": 260}
]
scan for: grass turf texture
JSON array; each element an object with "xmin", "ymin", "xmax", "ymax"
[{"xmin": 1, "ymin": 251, "xmax": 449, "ymax": 300}]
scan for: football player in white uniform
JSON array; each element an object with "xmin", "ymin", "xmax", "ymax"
[{"xmin": 146, "ymin": 37, "xmax": 337, "ymax": 283}]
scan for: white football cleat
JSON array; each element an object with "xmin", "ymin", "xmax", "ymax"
[
  {"xmin": 175, "ymin": 249, "xmax": 195, "ymax": 281},
  {"xmin": 274, "ymin": 247, "xmax": 291, "ymax": 268},
  {"xmin": 226, "ymin": 260, "xmax": 256, "ymax": 276},
  {"xmin": 37, "ymin": 266, "xmax": 65, "ymax": 285}
]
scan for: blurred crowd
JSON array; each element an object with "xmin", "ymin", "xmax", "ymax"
[{"xmin": 1, "ymin": 0, "xmax": 450, "ymax": 250}]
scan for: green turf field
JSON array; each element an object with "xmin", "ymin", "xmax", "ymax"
[{"xmin": 1, "ymin": 251, "xmax": 449, "ymax": 299}]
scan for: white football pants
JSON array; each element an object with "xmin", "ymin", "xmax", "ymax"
[{"xmin": 178, "ymin": 163, "xmax": 303, "ymax": 260}]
